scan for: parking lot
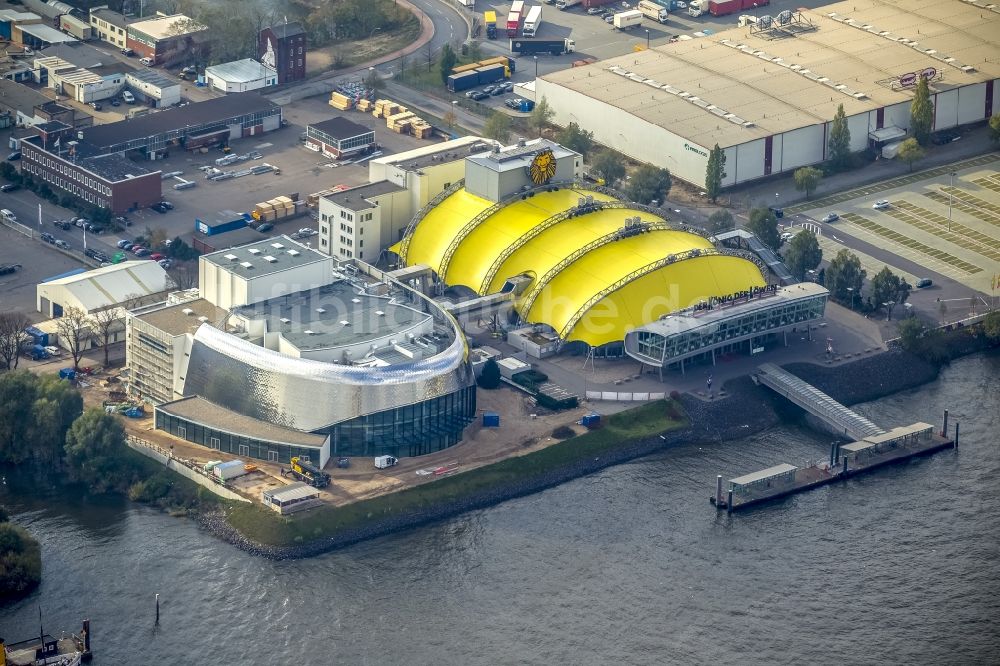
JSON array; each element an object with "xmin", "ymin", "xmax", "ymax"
[
  {"xmin": 793, "ymin": 155, "xmax": 1000, "ymax": 297},
  {"xmin": 0, "ymin": 223, "xmax": 86, "ymax": 318}
]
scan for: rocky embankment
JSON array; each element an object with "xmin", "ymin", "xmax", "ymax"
[{"xmin": 198, "ymin": 351, "xmax": 953, "ymax": 559}]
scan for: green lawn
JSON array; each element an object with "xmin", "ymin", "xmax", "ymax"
[{"xmin": 226, "ymin": 400, "xmax": 688, "ymax": 547}]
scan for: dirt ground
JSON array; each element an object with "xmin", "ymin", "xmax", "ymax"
[
  {"xmin": 77, "ymin": 373, "xmax": 589, "ymax": 510},
  {"xmin": 307, "ymin": 25, "xmax": 421, "ymax": 77}
]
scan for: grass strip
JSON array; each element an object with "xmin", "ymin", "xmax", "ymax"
[{"xmin": 226, "ymin": 400, "xmax": 688, "ymax": 546}]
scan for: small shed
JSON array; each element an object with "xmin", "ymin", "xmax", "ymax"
[
  {"xmin": 729, "ymin": 463, "xmax": 797, "ymax": 494},
  {"xmin": 262, "ymin": 482, "xmax": 321, "ymax": 515}
]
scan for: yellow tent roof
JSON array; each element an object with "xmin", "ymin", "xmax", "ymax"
[{"xmin": 398, "ymin": 188, "xmax": 493, "ymax": 269}]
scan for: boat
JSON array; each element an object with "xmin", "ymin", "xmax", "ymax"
[{"xmin": 1, "ymin": 618, "xmax": 92, "ymax": 665}]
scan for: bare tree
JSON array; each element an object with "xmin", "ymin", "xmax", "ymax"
[
  {"xmin": 166, "ymin": 262, "xmax": 198, "ymax": 291},
  {"xmin": 0, "ymin": 311, "xmax": 31, "ymax": 371},
  {"xmin": 90, "ymin": 308, "xmax": 124, "ymax": 367},
  {"xmin": 121, "ymin": 292, "xmax": 148, "ymax": 311},
  {"xmin": 55, "ymin": 307, "xmax": 93, "ymax": 372}
]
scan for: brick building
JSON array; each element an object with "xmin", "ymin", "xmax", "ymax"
[
  {"xmin": 127, "ymin": 14, "xmax": 208, "ymax": 66},
  {"xmin": 258, "ymin": 22, "xmax": 305, "ymax": 85}
]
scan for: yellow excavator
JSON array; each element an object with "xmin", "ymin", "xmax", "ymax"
[{"xmin": 289, "ymin": 456, "xmax": 331, "ymax": 488}]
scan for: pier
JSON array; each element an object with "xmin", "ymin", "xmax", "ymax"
[
  {"xmin": 755, "ymin": 363, "xmax": 885, "ymax": 440},
  {"xmin": 712, "ymin": 416, "xmax": 958, "ymax": 512}
]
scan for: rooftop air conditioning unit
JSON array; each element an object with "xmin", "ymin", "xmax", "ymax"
[{"xmin": 181, "ymin": 308, "xmax": 194, "ymax": 315}]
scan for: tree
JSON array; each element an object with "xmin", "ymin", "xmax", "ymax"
[
  {"xmin": 783, "ymin": 230, "xmax": 822, "ymax": 280},
  {"xmin": 166, "ymin": 262, "xmax": 198, "ymax": 291},
  {"xmin": 625, "ymin": 165, "xmax": 671, "ymax": 205},
  {"xmin": 981, "ymin": 311, "xmax": 1000, "ymax": 342},
  {"xmin": 439, "ymin": 44, "xmax": 457, "ymax": 85},
  {"xmin": 870, "ymin": 267, "xmax": 902, "ymax": 314},
  {"xmin": 144, "ymin": 226, "xmax": 168, "ymax": 250},
  {"xmin": 443, "ymin": 109, "xmax": 458, "ymax": 131},
  {"xmin": 64, "ymin": 409, "xmax": 132, "ymax": 493},
  {"xmin": 898, "ymin": 138, "xmax": 925, "ymax": 172},
  {"xmin": 910, "ymin": 75, "xmax": 933, "ymax": 146},
  {"xmin": 793, "ymin": 166, "xmax": 823, "ymax": 199},
  {"xmin": 990, "ymin": 114, "xmax": 1000, "ymax": 144},
  {"xmin": 898, "ymin": 317, "xmax": 926, "ymax": 350},
  {"xmin": 28, "ymin": 375, "xmax": 83, "ymax": 465},
  {"xmin": 705, "ymin": 144, "xmax": 726, "ymax": 202},
  {"xmin": 0, "ymin": 371, "xmax": 41, "ymax": 464},
  {"xmin": 365, "ymin": 67, "xmax": 384, "ymax": 92},
  {"xmin": 0, "ymin": 522, "xmax": 41, "ymax": 601},
  {"xmin": 54, "ymin": 307, "xmax": 93, "ymax": 372},
  {"xmin": 0, "ymin": 311, "xmax": 31, "ymax": 371},
  {"xmin": 828, "ymin": 104, "xmax": 852, "ymax": 171},
  {"xmin": 556, "ymin": 122, "xmax": 594, "ymax": 157},
  {"xmin": 707, "ymin": 210, "xmax": 735, "ymax": 235},
  {"xmin": 529, "ymin": 96, "xmax": 554, "ymax": 136},
  {"xmin": 477, "ymin": 358, "xmax": 501, "ymax": 389},
  {"xmin": 90, "ymin": 307, "xmax": 123, "ymax": 367},
  {"xmin": 746, "ymin": 207, "xmax": 781, "ymax": 251},
  {"xmin": 483, "ymin": 111, "xmax": 511, "ymax": 143},
  {"xmin": 591, "ymin": 150, "xmax": 626, "ymax": 188},
  {"xmin": 824, "ymin": 249, "xmax": 866, "ymax": 304}
]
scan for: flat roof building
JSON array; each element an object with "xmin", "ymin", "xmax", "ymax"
[
  {"xmin": 537, "ymin": 0, "xmax": 1000, "ymax": 188},
  {"xmin": 127, "ymin": 13, "xmax": 208, "ymax": 66},
  {"xmin": 36, "ymin": 260, "xmax": 170, "ymax": 317},
  {"xmin": 305, "ymin": 117, "xmax": 375, "ymax": 159},
  {"xmin": 204, "ymin": 58, "xmax": 277, "ymax": 94}
]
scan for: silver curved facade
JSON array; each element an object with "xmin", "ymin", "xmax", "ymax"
[{"xmin": 183, "ymin": 323, "xmax": 474, "ymax": 432}]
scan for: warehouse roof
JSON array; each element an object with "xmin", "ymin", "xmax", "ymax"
[
  {"xmin": 321, "ymin": 180, "xmax": 404, "ymax": 212},
  {"xmin": 18, "ymin": 23, "xmax": 76, "ymax": 44},
  {"xmin": 77, "ymin": 93, "xmax": 279, "ymax": 148},
  {"xmin": 135, "ymin": 298, "xmax": 228, "ymax": 337},
  {"xmin": 205, "ymin": 58, "xmax": 276, "ymax": 83},
  {"xmin": 309, "ymin": 116, "xmax": 373, "ymax": 140},
  {"xmin": 89, "ymin": 7, "xmax": 133, "ymax": 29},
  {"xmin": 125, "ymin": 68, "xmax": 179, "ymax": 90},
  {"xmin": 0, "ymin": 79, "xmax": 51, "ymax": 115},
  {"xmin": 0, "ymin": 9, "xmax": 41, "ymax": 22},
  {"xmin": 128, "ymin": 13, "xmax": 205, "ymax": 40},
  {"xmin": 202, "ymin": 235, "xmax": 328, "ymax": 278},
  {"xmin": 41, "ymin": 42, "xmax": 121, "ymax": 70},
  {"xmin": 38, "ymin": 260, "xmax": 169, "ymax": 312},
  {"xmin": 540, "ymin": 0, "xmax": 1000, "ymax": 148}
]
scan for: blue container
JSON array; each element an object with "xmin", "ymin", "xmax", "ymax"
[
  {"xmin": 195, "ymin": 217, "xmax": 247, "ymax": 236},
  {"xmin": 483, "ymin": 412, "xmax": 501, "ymax": 427},
  {"xmin": 59, "ymin": 368, "xmax": 76, "ymax": 381},
  {"xmin": 31, "ymin": 344, "xmax": 49, "ymax": 360},
  {"xmin": 447, "ymin": 71, "xmax": 479, "ymax": 92},
  {"xmin": 519, "ymin": 99, "xmax": 535, "ymax": 113},
  {"xmin": 25, "ymin": 326, "xmax": 49, "ymax": 347},
  {"xmin": 475, "ymin": 64, "xmax": 505, "ymax": 85},
  {"xmin": 581, "ymin": 414, "xmax": 601, "ymax": 428}
]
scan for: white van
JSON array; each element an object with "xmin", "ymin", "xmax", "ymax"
[
  {"xmin": 374, "ymin": 456, "xmax": 398, "ymax": 470},
  {"xmin": 1, "ymin": 209, "xmax": 16, "ymax": 222},
  {"xmin": 139, "ymin": 57, "xmax": 154, "ymax": 66},
  {"xmin": 122, "ymin": 90, "xmax": 135, "ymax": 104}
]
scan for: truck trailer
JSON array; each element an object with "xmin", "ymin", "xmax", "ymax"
[
  {"xmin": 555, "ymin": 0, "xmax": 581, "ymax": 8},
  {"xmin": 613, "ymin": 9, "xmax": 643, "ymax": 29},
  {"xmin": 693, "ymin": 0, "xmax": 767, "ymax": 17},
  {"xmin": 523, "ymin": 5, "xmax": 542, "ymax": 37},
  {"xmin": 581, "ymin": 0, "xmax": 618, "ymax": 7},
  {"xmin": 510, "ymin": 38, "xmax": 576, "ymax": 55},
  {"xmin": 484, "ymin": 10, "xmax": 497, "ymax": 39},
  {"xmin": 506, "ymin": 10, "xmax": 522, "ymax": 36},
  {"xmin": 637, "ymin": 0, "xmax": 669, "ymax": 23}
]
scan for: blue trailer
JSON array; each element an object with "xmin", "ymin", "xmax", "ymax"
[
  {"xmin": 475, "ymin": 64, "xmax": 506, "ymax": 85},
  {"xmin": 195, "ymin": 216, "xmax": 248, "ymax": 236},
  {"xmin": 25, "ymin": 326, "xmax": 49, "ymax": 347},
  {"xmin": 30, "ymin": 344, "xmax": 50, "ymax": 361},
  {"xmin": 447, "ymin": 71, "xmax": 479, "ymax": 93}
]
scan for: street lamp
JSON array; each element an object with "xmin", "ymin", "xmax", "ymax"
[
  {"xmin": 645, "ymin": 29, "xmax": 650, "ymax": 49},
  {"xmin": 533, "ymin": 55, "xmax": 538, "ymax": 79},
  {"xmin": 948, "ymin": 171, "xmax": 956, "ymax": 232},
  {"xmin": 846, "ymin": 286, "xmax": 855, "ymax": 311}
]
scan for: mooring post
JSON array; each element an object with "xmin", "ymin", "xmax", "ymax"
[
  {"xmin": 842, "ymin": 456, "xmax": 848, "ymax": 475},
  {"xmin": 830, "ymin": 442, "xmax": 837, "ymax": 467},
  {"xmin": 954, "ymin": 422, "xmax": 959, "ymax": 449},
  {"xmin": 82, "ymin": 619, "xmax": 90, "ymax": 653},
  {"xmin": 716, "ymin": 475, "xmax": 723, "ymax": 505},
  {"xmin": 155, "ymin": 593, "xmax": 160, "ymax": 625},
  {"xmin": 942, "ymin": 409, "xmax": 949, "ymax": 437},
  {"xmin": 726, "ymin": 489, "xmax": 733, "ymax": 513}
]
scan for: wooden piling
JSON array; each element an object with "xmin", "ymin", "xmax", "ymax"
[
  {"xmin": 716, "ymin": 475, "xmax": 723, "ymax": 505},
  {"xmin": 954, "ymin": 422, "xmax": 959, "ymax": 449},
  {"xmin": 726, "ymin": 489, "xmax": 733, "ymax": 513},
  {"xmin": 942, "ymin": 409, "xmax": 949, "ymax": 437},
  {"xmin": 155, "ymin": 594, "xmax": 159, "ymax": 625}
]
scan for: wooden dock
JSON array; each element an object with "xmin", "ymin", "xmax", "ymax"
[{"xmin": 712, "ymin": 421, "xmax": 958, "ymax": 512}]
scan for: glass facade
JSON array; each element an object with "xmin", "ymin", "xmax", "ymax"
[
  {"xmin": 323, "ymin": 386, "xmax": 476, "ymax": 458},
  {"xmin": 155, "ymin": 410, "xmax": 323, "ymax": 465}
]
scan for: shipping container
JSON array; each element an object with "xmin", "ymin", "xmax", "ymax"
[
  {"xmin": 25, "ymin": 326, "xmax": 49, "ymax": 347},
  {"xmin": 447, "ymin": 71, "xmax": 480, "ymax": 92},
  {"xmin": 475, "ymin": 64, "xmax": 506, "ymax": 85},
  {"xmin": 483, "ymin": 412, "xmax": 501, "ymax": 427},
  {"xmin": 195, "ymin": 217, "xmax": 248, "ymax": 236},
  {"xmin": 214, "ymin": 460, "xmax": 248, "ymax": 481}
]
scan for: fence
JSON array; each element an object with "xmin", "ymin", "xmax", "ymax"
[
  {"xmin": 586, "ymin": 391, "xmax": 666, "ymax": 402},
  {"xmin": 0, "ymin": 216, "xmax": 35, "ymax": 238},
  {"xmin": 126, "ymin": 434, "xmax": 251, "ymax": 503}
]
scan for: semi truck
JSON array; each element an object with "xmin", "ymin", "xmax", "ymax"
[
  {"xmin": 555, "ymin": 0, "xmax": 581, "ymax": 9},
  {"xmin": 613, "ymin": 9, "xmax": 643, "ymax": 29},
  {"xmin": 689, "ymin": 0, "xmax": 767, "ymax": 17},
  {"xmin": 506, "ymin": 10, "xmax": 521, "ymax": 36},
  {"xmin": 637, "ymin": 0, "xmax": 669, "ymax": 23},
  {"xmin": 523, "ymin": 5, "xmax": 542, "ymax": 37},
  {"xmin": 289, "ymin": 456, "xmax": 331, "ymax": 488},
  {"xmin": 484, "ymin": 10, "xmax": 497, "ymax": 39},
  {"xmin": 510, "ymin": 37, "xmax": 576, "ymax": 55}
]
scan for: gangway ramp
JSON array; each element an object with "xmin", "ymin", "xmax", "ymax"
[{"xmin": 756, "ymin": 363, "xmax": 885, "ymax": 441}]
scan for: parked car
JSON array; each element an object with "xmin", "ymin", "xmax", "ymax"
[
  {"xmin": 916, "ymin": 278, "xmax": 933, "ymax": 288},
  {"xmin": 122, "ymin": 91, "xmax": 135, "ymax": 104},
  {"xmin": 470, "ymin": 91, "xmax": 489, "ymax": 101},
  {"xmin": 110, "ymin": 98, "xmax": 120, "ymax": 107},
  {"xmin": 588, "ymin": 6, "xmax": 603, "ymax": 14},
  {"xmin": 6, "ymin": 151, "xmax": 20, "ymax": 161},
  {"xmin": 149, "ymin": 253, "xmax": 165, "ymax": 261},
  {"xmin": 464, "ymin": 90, "xmax": 478, "ymax": 98},
  {"xmin": 0, "ymin": 183, "xmax": 20, "ymax": 192},
  {"xmin": 490, "ymin": 86, "xmax": 505, "ymax": 96},
  {"xmin": 780, "ymin": 232, "xmax": 794, "ymax": 242},
  {"xmin": 821, "ymin": 212, "xmax": 839, "ymax": 223},
  {"xmin": 298, "ymin": 227, "xmax": 315, "ymax": 235},
  {"xmin": 872, "ymin": 199, "xmax": 891, "ymax": 210},
  {"xmin": 40, "ymin": 232, "xmax": 55, "ymax": 244},
  {"xmin": 89, "ymin": 102, "xmax": 102, "ymax": 111},
  {"xmin": 157, "ymin": 259, "xmax": 172, "ymax": 269},
  {"xmin": 53, "ymin": 220, "xmax": 71, "ymax": 230},
  {"xmin": 134, "ymin": 248, "xmax": 151, "ymax": 257},
  {"xmin": 482, "ymin": 85, "xmax": 496, "ymax": 95},
  {"xmin": 150, "ymin": 202, "xmax": 168, "ymax": 213},
  {"xmin": 117, "ymin": 239, "xmax": 133, "ymax": 249},
  {"xmin": 604, "ymin": 15, "xmax": 614, "ymax": 23},
  {"xmin": 54, "ymin": 239, "xmax": 70, "ymax": 249},
  {"xmin": 160, "ymin": 201, "xmax": 174, "ymax": 210},
  {"xmin": 501, "ymin": 81, "xmax": 513, "ymax": 92},
  {"xmin": 931, "ymin": 129, "xmax": 960, "ymax": 145},
  {"xmin": 256, "ymin": 223, "xmax": 274, "ymax": 233},
  {"xmin": 120, "ymin": 48, "xmax": 134, "ymax": 56},
  {"xmin": 505, "ymin": 97, "xmax": 523, "ymax": 109}
]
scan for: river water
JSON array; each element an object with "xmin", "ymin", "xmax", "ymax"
[{"xmin": 2, "ymin": 352, "xmax": 998, "ymax": 665}]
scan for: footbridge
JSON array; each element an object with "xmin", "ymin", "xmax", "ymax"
[{"xmin": 755, "ymin": 363, "xmax": 885, "ymax": 441}]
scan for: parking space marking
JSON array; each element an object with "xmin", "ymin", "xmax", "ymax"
[
  {"xmin": 937, "ymin": 185, "xmax": 1000, "ymax": 223},
  {"xmin": 889, "ymin": 202, "xmax": 1000, "ymax": 260},
  {"xmin": 786, "ymin": 153, "xmax": 1000, "ymax": 215},
  {"xmin": 839, "ymin": 212, "xmax": 983, "ymax": 274},
  {"xmin": 815, "ymin": 235, "xmax": 919, "ymax": 285},
  {"xmin": 921, "ymin": 191, "xmax": 1000, "ymax": 235}
]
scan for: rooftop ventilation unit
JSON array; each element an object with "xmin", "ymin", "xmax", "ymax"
[
  {"xmin": 304, "ymin": 329, "xmax": 315, "ymax": 335},
  {"xmin": 339, "ymin": 320, "xmax": 351, "ymax": 326},
  {"xmin": 271, "ymin": 242, "xmax": 284, "ymax": 249},
  {"xmin": 351, "ymin": 298, "xmax": 361, "ymax": 303},
  {"xmin": 240, "ymin": 261, "xmax": 253, "ymax": 269},
  {"xmin": 316, "ymin": 308, "xmax": 326, "ymax": 314},
  {"xmin": 287, "ymin": 249, "xmax": 300, "ymax": 256},
  {"xmin": 181, "ymin": 308, "xmax": 194, "ymax": 315},
  {"xmin": 248, "ymin": 248, "xmax": 261, "ymax": 255},
  {"xmin": 375, "ymin": 310, "xmax": 385, "ymax": 316},
  {"xmin": 263, "ymin": 255, "xmax": 277, "ymax": 263},
  {"xmin": 223, "ymin": 253, "xmax": 238, "ymax": 261},
  {"xmin": 197, "ymin": 316, "xmax": 208, "ymax": 322},
  {"xmin": 280, "ymin": 317, "xmax": 291, "ymax": 324}
]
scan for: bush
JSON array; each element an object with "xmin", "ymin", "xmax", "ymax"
[
  {"xmin": 669, "ymin": 390, "xmax": 681, "ymax": 400},
  {"xmin": 0, "ymin": 522, "xmax": 41, "ymax": 600},
  {"xmin": 552, "ymin": 425, "xmax": 575, "ymax": 440},
  {"xmin": 477, "ymin": 358, "xmax": 501, "ymax": 389}
]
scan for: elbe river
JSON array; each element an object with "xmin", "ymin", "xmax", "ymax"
[{"xmin": 2, "ymin": 352, "xmax": 998, "ymax": 665}]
